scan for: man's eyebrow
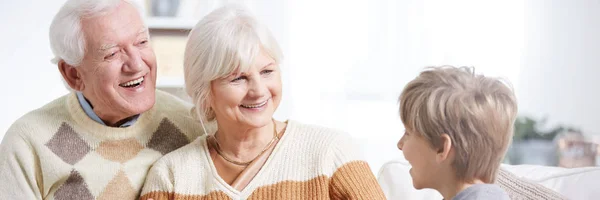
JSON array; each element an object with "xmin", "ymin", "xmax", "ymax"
[
  {"xmin": 98, "ymin": 28, "xmax": 148, "ymax": 51},
  {"xmin": 99, "ymin": 44, "xmax": 118, "ymax": 51},
  {"xmin": 137, "ymin": 27, "xmax": 148, "ymax": 36}
]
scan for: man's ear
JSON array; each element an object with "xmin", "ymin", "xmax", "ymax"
[
  {"xmin": 437, "ymin": 133, "xmax": 453, "ymax": 163},
  {"xmin": 58, "ymin": 60, "xmax": 84, "ymax": 91}
]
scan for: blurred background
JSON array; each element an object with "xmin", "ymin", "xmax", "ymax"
[{"xmin": 1, "ymin": 0, "xmax": 599, "ymax": 173}]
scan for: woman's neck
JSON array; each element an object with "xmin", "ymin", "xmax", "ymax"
[{"xmin": 214, "ymin": 119, "xmax": 276, "ymax": 160}]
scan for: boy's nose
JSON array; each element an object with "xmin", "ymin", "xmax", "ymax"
[{"xmin": 397, "ymin": 136, "xmax": 405, "ymax": 150}]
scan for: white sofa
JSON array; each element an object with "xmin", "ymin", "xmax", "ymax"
[{"xmin": 377, "ymin": 159, "xmax": 600, "ymax": 200}]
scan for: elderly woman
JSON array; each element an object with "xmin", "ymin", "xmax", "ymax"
[{"xmin": 140, "ymin": 5, "xmax": 386, "ymax": 200}]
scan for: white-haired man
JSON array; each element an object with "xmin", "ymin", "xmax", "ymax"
[{"xmin": 0, "ymin": 0, "xmax": 204, "ymax": 199}]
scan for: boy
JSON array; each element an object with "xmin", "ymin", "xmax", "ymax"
[{"xmin": 397, "ymin": 66, "xmax": 516, "ymax": 200}]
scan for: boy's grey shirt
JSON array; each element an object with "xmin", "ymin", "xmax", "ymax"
[{"xmin": 451, "ymin": 184, "xmax": 510, "ymax": 200}]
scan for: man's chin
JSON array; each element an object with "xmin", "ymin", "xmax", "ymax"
[
  {"xmin": 131, "ymin": 99, "xmax": 155, "ymax": 114},
  {"xmin": 120, "ymin": 95, "xmax": 156, "ymax": 115}
]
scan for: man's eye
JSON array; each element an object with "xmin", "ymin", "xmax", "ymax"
[{"xmin": 104, "ymin": 52, "xmax": 117, "ymax": 60}]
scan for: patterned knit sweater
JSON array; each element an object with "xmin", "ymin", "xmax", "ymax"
[
  {"xmin": 140, "ymin": 120, "xmax": 387, "ymax": 200},
  {"xmin": 0, "ymin": 90, "xmax": 205, "ymax": 200}
]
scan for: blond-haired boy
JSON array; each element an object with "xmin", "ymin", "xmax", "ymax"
[{"xmin": 397, "ymin": 66, "xmax": 517, "ymax": 200}]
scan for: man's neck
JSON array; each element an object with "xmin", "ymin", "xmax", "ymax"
[
  {"xmin": 76, "ymin": 91, "xmax": 139, "ymax": 127},
  {"xmin": 94, "ymin": 108, "xmax": 137, "ymax": 127},
  {"xmin": 110, "ymin": 115, "xmax": 138, "ymax": 127}
]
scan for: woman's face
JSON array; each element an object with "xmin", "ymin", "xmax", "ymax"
[{"xmin": 210, "ymin": 50, "xmax": 282, "ymax": 128}]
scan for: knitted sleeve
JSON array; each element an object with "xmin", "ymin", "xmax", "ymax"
[
  {"xmin": 140, "ymin": 159, "xmax": 175, "ymax": 200},
  {"xmin": 325, "ymin": 133, "xmax": 386, "ymax": 200},
  {"xmin": 495, "ymin": 167, "xmax": 568, "ymax": 200},
  {"xmin": 0, "ymin": 125, "xmax": 42, "ymax": 200}
]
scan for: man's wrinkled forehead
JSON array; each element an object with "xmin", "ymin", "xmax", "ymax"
[
  {"xmin": 96, "ymin": 28, "xmax": 148, "ymax": 51},
  {"xmin": 82, "ymin": 2, "xmax": 146, "ymax": 39},
  {"xmin": 83, "ymin": 16, "xmax": 147, "ymax": 50}
]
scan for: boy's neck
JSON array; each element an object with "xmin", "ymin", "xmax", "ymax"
[{"xmin": 436, "ymin": 176, "xmax": 484, "ymax": 200}]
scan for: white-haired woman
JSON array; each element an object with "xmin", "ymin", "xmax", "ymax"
[{"xmin": 140, "ymin": 5, "xmax": 386, "ymax": 200}]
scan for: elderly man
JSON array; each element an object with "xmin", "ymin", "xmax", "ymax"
[{"xmin": 0, "ymin": 0, "xmax": 203, "ymax": 199}]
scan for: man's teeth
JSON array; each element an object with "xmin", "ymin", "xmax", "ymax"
[
  {"xmin": 241, "ymin": 101, "xmax": 268, "ymax": 108},
  {"xmin": 120, "ymin": 77, "xmax": 144, "ymax": 87}
]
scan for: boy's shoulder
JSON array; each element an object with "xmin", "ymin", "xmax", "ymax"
[{"xmin": 452, "ymin": 184, "xmax": 509, "ymax": 200}]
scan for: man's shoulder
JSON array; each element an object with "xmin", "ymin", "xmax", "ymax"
[
  {"xmin": 152, "ymin": 90, "xmax": 204, "ymax": 137},
  {"xmin": 154, "ymin": 90, "xmax": 194, "ymax": 113},
  {"xmin": 13, "ymin": 94, "xmax": 70, "ymax": 123},
  {"xmin": 5, "ymin": 94, "xmax": 72, "ymax": 139}
]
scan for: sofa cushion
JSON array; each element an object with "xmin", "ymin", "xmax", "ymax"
[
  {"xmin": 502, "ymin": 164, "xmax": 600, "ymax": 200},
  {"xmin": 377, "ymin": 159, "xmax": 600, "ymax": 199}
]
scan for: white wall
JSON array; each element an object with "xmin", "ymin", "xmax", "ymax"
[
  {"xmin": 0, "ymin": 0, "xmax": 70, "ymax": 135},
  {"xmin": 518, "ymin": 0, "xmax": 600, "ymax": 135},
  {"xmin": 1, "ymin": 0, "xmax": 599, "ymax": 171}
]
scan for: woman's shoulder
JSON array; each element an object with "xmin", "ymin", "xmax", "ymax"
[
  {"xmin": 153, "ymin": 135, "xmax": 209, "ymax": 168},
  {"xmin": 285, "ymin": 120, "xmax": 358, "ymax": 154},
  {"xmin": 282, "ymin": 120, "xmax": 366, "ymax": 174},
  {"xmin": 286, "ymin": 120, "xmax": 349, "ymax": 141}
]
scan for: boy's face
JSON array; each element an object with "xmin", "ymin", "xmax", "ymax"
[{"xmin": 397, "ymin": 129, "xmax": 443, "ymax": 189}]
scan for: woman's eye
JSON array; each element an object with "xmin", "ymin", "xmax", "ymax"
[
  {"xmin": 231, "ymin": 76, "xmax": 246, "ymax": 82},
  {"xmin": 261, "ymin": 69, "xmax": 274, "ymax": 75}
]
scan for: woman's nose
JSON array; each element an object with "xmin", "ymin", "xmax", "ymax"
[{"xmin": 247, "ymin": 77, "xmax": 268, "ymax": 98}]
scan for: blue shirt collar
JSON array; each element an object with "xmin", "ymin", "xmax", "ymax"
[{"xmin": 76, "ymin": 92, "xmax": 139, "ymax": 127}]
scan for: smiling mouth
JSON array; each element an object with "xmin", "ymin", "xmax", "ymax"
[
  {"xmin": 119, "ymin": 76, "xmax": 144, "ymax": 88},
  {"xmin": 240, "ymin": 99, "xmax": 269, "ymax": 109}
]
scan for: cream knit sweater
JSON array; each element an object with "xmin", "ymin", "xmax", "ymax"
[
  {"xmin": 140, "ymin": 120, "xmax": 387, "ymax": 200},
  {"xmin": 0, "ymin": 90, "xmax": 205, "ymax": 200}
]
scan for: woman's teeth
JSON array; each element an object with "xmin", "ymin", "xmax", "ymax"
[
  {"xmin": 120, "ymin": 77, "xmax": 144, "ymax": 87},
  {"xmin": 240, "ymin": 100, "xmax": 268, "ymax": 108}
]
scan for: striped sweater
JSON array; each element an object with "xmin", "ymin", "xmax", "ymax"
[
  {"xmin": 0, "ymin": 90, "xmax": 205, "ymax": 200},
  {"xmin": 140, "ymin": 120, "xmax": 386, "ymax": 200}
]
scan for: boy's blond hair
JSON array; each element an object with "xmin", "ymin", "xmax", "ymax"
[{"xmin": 399, "ymin": 66, "xmax": 518, "ymax": 183}]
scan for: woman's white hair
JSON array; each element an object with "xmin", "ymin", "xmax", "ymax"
[
  {"xmin": 184, "ymin": 5, "xmax": 283, "ymax": 124},
  {"xmin": 49, "ymin": 0, "xmax": 141, "ymax": 66}
]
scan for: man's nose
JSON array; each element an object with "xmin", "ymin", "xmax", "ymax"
[{"xmin": 123, "ymin": 47, "xmax": 144, "ymax": 73}]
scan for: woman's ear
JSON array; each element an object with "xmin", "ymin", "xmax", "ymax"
[
  {"xmin": 437, "ymin": 133, "xmax": 453, "ymax": 163},
  {"xmin": 58, "ymin": 60, "xmax": 84, "ymax": 91}
]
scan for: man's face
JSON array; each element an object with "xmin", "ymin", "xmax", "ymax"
[{"xmin": 75, "ymin": 1, "xmax": 157, "ymax": 126}]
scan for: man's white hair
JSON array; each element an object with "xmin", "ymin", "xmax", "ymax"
[
  {"xmin": 49, "ymin": 0, "xmax": 143, "ymax": 66},
  {"xmin": 184, "ymin": 5, "xmax": 284, "ymax": 122}
]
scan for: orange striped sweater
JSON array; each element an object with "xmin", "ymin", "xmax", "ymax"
[{"xmin": 140, "ymin": 120, "xmax": 386, "ymax": 200}]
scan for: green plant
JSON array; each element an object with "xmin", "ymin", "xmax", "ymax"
[{"xmin": 513, "ymin": 116, "xmax": 579, "ymax": 141}]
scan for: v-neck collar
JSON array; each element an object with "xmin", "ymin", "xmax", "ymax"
[{"xmin": 200, "ymin": 120, "xmax": 294, "ymax": 198}]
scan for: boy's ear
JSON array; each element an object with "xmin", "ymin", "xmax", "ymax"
[{"xmin": 437, "ymin": 133, "xmax": 453, "ymax": 163}]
